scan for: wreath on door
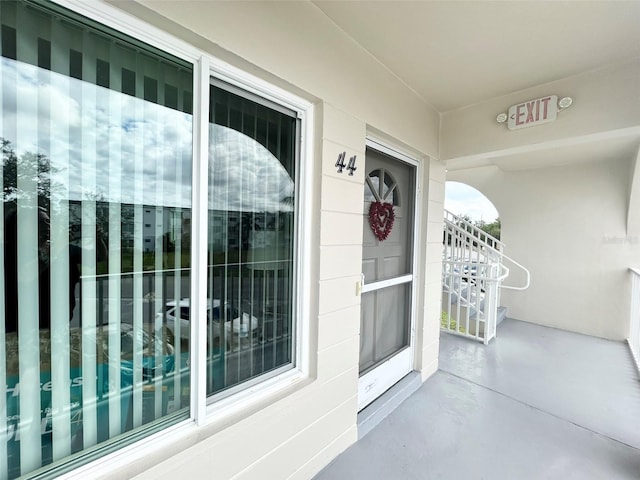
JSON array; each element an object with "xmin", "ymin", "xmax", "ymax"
[{"xmin": 368, "ymin": 201, "xmax": 395, "ymax": 241}]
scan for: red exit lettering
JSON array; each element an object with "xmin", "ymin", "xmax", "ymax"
[{"xmin": 507, "ymin": 95, "xmax": 558, "ymax": 130}]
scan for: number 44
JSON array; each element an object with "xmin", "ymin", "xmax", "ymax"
[{"xmin": 335, "ymin": 152, "xmax": 357, "ymax": 176}]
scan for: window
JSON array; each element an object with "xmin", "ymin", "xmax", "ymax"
[
  {"xmin": 0, "ymin": 1, "xmax": 193, "ymax": 477},
  {"xmin": 0, "ymin": 1, "xmax": 308, "ymax": 478},
  {"xmin": 364, "ymin": 168, "xmax": 400, "ymax": 205},
  {"xmin": 207, "ymin": 83, "xmax": 297, "ymax": 397}
]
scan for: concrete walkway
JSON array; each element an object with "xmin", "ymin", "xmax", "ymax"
[{"xmin": 314, "ymin": 319, "xmax": 640, "ymax": 479}]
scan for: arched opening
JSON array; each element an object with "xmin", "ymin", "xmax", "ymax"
[
  {"xmin": 441, "ymin": 181, "xmax": 504, "ymax": 342},
  {"xmin": 445, "ymin": 181, "xmax": 500, "ymax": 240}
]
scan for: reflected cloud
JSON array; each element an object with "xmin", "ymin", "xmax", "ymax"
[
  {"xmin": 1, "ymin": 57, "xmax": 293, "ymax": 213},
  {"xmin": 209, "ymin": 124, "xmax": 294, "ymax": 212}
]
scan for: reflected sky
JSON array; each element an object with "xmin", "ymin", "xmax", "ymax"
[{"xmin": 1, "ymin": 57, "xmax": 294, "ymax": 212}]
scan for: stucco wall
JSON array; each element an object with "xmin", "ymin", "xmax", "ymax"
[
  {"xmin": 448, "ymin": 158, "xmax": 640, "ymax": 340},
  {"xmin": 83, "ymin": 2, "xmax": 445, "ymax": 480}
]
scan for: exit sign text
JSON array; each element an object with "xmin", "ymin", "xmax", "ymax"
[{"xmin": 507, "ymin": 95, "xmax": 558, "ymax": 130}]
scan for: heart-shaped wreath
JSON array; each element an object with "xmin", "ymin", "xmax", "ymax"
[{"xmin": 368, "ymin": 201, "xmax": 395, "ymax": 241}]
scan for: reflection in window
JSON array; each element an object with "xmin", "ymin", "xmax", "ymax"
[
  {"xmin": 0, "ymin": 2, "xmax": 192, "ymax": 478},
  {"xmin": 207, "ymin": 85, "xmax": 297, "ymax": 396}
]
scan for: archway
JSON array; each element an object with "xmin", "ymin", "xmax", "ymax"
[
  {"xmin": 444, "ymin": 181, "xmax": 500, "ymax": 238},
  {"xmin": 441, "ymin": 181, "xmax": 504, "ymax": 342}
]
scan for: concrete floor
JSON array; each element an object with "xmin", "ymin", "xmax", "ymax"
[{"xmin": 313, "ymin": 319, "xmax": 640, "ymax": 480}]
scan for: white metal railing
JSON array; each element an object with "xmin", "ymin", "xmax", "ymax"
[
  {"xmin": 441, "ymin": 210, "xmax": 529, "ymax": 344},
  {"xmin": 444, "ymin": 209, "xmax": 504, "ymax": 262},
  {"xmin": 441, "ymin": 260, "xmax": 508, "ymax": 344},
  {"xmin": 500, "ymin": 254, "xmax": 531, "ymax": 291},
  {"xmin": 629, "ymin": 268, "xmax": 640, "ymax": 377}
]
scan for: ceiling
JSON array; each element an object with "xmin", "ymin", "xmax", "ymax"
[{"xmin": 313, "ymin": 1, "xmax": 640, "ymax": 112}]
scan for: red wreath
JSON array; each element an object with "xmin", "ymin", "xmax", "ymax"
[{"xmin": 368, "ymin": 201, "xmax": 395, "ymax": 241}]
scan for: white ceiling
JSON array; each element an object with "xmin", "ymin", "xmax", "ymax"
[{"xmin": 313, "ymin": 1, "xmax": 640, "ymax": 112}]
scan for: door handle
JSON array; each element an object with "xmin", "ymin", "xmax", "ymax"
[{"xmin": 356, "ymin": 273, "xmax": 365, "ymax": 296}]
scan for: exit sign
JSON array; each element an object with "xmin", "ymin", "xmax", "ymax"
[{"xmin": 507, "ymin": 95, "xmax": 557, "ymax": 130}]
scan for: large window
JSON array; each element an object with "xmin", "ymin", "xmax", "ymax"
[
  {"xmin": 0, "ymin": 1, "xmax": 306, "ymax": 478},
  {"xmin": 0, "ymin": 1, "xmax": 195, "ymax": 478}
]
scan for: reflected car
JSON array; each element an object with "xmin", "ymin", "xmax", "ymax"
[{"xmin": 157, "ymin": 298, "xmax": 260, "ymax": 348}]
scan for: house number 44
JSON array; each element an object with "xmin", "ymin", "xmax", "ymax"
[{"xmin": 335, "ymin": 152, "xmax": 357, "ymax": 176}]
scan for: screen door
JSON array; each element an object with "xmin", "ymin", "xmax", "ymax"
[{"xmin": 358, "ymin": 146, "xmax": 415, "ymax": 410}]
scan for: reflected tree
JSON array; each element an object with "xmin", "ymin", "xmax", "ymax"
[{"xmin": 1, "ymin": 138, "xmax": 62, "ymax": 213}]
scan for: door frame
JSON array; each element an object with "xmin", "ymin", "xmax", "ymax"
[{"xmin": 358, "ymin": 136, "xmax": 423, "ymax": 411}]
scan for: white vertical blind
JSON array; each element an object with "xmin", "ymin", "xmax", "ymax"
[
  {"xmin": 107, "ymin": 38, "xmax": 123, "ymax": 438},
  {"xmin": 80, "ymin": 39, "xmax": 99, "ymax": 448},
  {"xmin": 16, "ymin": 6, "xmax": 42, "ymax": 471},
  {"xmin": 49, "ymin": 19, "xmax": 72, "ymax": 461},
  {"xmin": 172, "ymin": 82, "xmax": 184, "ymax": 411},
  {"xmin": 16, "ymin": 98, "xmax": 42, "ymax": 474},
  {"xmin": 169, "ymin": 68, "xmax": 190, "ymax": 414},
  {"xmin": 132, "ymin": 101, "xmax": 144, "ymax": 431},
  {"xmin": 149, "ymin": 56, "xmax": 164, "ymax": 420}
]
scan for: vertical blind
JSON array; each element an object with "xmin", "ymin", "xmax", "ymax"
[{"xmin": 0, "ymin": 2, "xmax": 193, "ymax": 478}]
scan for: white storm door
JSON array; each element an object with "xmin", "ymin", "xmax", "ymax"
[{"xmin": 358, "ymin": 145, "xmax": 416, "ymax": 411}]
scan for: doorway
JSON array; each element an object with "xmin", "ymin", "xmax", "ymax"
[{"xmin": 358, "ymin": 144, "xmax": 417, "ymax": 410}]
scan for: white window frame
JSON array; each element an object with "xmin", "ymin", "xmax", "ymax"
[
  {"xmin": 38, "ymin": 0, "xmax": 315, "ymax": 477},
  {"xmin": 200, "ymin": 60, "xmax": 314, "ymax": 421}
]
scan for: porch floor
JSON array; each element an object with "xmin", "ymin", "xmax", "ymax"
[{"xmin": 313, "ymin": 319, "xmax": 640, "ymax": 479}]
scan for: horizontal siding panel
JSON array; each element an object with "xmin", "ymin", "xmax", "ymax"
[
  {"xmin": 318, "ymin": 276, "xmax": 361, "ymax": 315},
  {"xmin": 235, "ymin": 397, "xmax": 357, "ymax": 480},
  {"xmin": 319, "ymin": 245, "xmax": 363, "ymax": 281},
  {"xmin": 321, "ymin": 140, "xmax": 366, "ymax": 183},
  {"xmin": 133, "ymin": 371, "xmax": 356, "ymax": 480},
  {"xmin": 322, "ymin": 103, "xmax": 366, "ymax": 152},
  {"xmin": 320, "ymin": 211, "xmax": 363, "ymax": 246},
  {"xmin": 320, "ymin": 175, "xmax": 365, "ymax": 215},
  {"xmin": 318, "ymin": 305, "xmax": 360, "ymax": 351},
  {"xmin": 317, "ymin": 337, "xmax": 359, "ymax": 382}
]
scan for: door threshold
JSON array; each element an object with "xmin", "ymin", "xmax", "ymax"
[{"xmin": 357, "ymin": 371, "xmax": 422, "ymax": 440}]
